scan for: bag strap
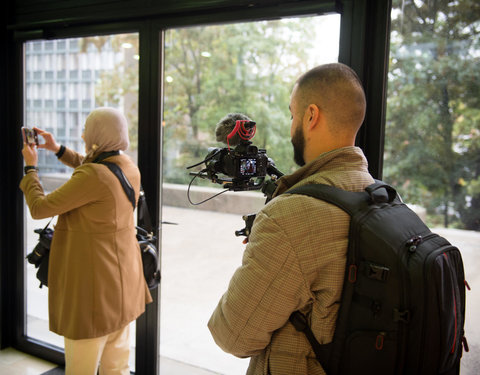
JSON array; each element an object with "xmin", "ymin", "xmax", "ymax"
[
  {"xmin": 92, "ymin": 150, "xmax": 120, "ymax": 163},
  {"xmin": 95, "ymin": 159, "xmax": 154, "ymax": 234},
  {"xmin": 42, "ymin": 217, "xmax": 54, "ymax": 232},
  {"xmin": 99, "ymin": 161, "xmax": 136, "ymax": 210},
  {"xmin": 137, "ymin": 189, "xmax": 154, "ymax": 233}
]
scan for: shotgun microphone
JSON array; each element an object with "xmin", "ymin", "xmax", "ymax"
[{"xmin": 215, "ymin": 113, "xmax": 255, "ymax": 146}]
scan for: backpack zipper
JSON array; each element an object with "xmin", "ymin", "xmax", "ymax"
[
  {"xmin": 398, "ymin": 232, "xmax": 438, "ymax": 372},
  {"xmin": 404, "ymin": 232, "xmax": 438, "ymax": 265},
  {"xmin": 419, "ymin": 243, "xmax": 458, "ymax": 371},
  {"xmin": 442, "ymin": 251, "xmax": 460, "ymax": 355}
]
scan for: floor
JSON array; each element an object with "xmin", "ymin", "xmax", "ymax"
[
  {"xmin": 0, "ymin": 347, "xmax": 57, "ymax": 375},
  {"xmin": 0, "ymin": 348, "xmax": 220, "ymax": 375}
]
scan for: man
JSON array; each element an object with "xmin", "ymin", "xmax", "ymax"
[{"xmin": 208, "ymin": 63, "xmax": 375, "ymax": 374}]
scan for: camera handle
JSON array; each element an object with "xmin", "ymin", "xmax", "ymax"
[
  {"xmin": 235, "ymin": 164, "xmax": 284, "ymax": 237},
  {"xmin": 235, "ymin": 214, "xmax": 257, "ymax": 237}
]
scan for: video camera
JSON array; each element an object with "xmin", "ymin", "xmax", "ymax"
[
  {"xmin": 186, "ymin": 115, "xmax": 283, "ymax": 194},
  {"xmin": 186, "ymin": 114, "xmax": 284, "ymax": 237},
  {"xmin": 190, "ymin": 140, "xmax": 270, "ymax": 192}
]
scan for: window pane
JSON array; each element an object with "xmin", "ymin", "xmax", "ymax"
[
  {"xmin": 24, "ymin": 33, "xmax": 139, "ymax": 367},
  {"xmin": 161, "ymin": 14, "xmax": 340, "ymax": 373},
  {"xmin": 384, "ymin": 2, "xmax": 479, "ymax": 374}
]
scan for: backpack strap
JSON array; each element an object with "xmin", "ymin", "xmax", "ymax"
[
  {"xmin": 286, "ymin": 180, "xmax": 399, "ymax": 216},
  {"xmin": 289, "ymin": 311, "xmax": 332, "ymax": 368}
]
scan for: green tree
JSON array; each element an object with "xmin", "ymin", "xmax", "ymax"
[
  {"xmin": 385, "ymin": 0, "xmax": 480, "ymax": 230},
  {"xmin": 163, "ymin": 18, "xmax": 321, "ymax": 184},
  {"xmin": 81, "ymin": 34, "xmax": 139, "ymax": 152}
]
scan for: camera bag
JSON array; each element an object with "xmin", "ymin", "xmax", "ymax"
[
  {"xmin": 26, "ymin": 219, "xmax": 54, "ymax": 288},
  {"xmin": 285, "ymin": 181, "xmax": 468, "ymax": 375}
]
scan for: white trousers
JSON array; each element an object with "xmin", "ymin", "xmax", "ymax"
[{"xmin": 64, "ymin": 325, "xmax": 130, "ymax": 375}]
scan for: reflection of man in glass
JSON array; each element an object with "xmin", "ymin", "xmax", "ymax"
[{"xmin": 209, "ymin": 63, "xmax": 374, "ymax": 374}]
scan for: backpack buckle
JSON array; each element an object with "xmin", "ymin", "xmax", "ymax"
[
  {"xmin": 393, "ymin": 308, "xmax": 410, "ymax": 323},
  {"xmin": 367, "ymin": 263, "xmax": 390, "ymax": 282}
]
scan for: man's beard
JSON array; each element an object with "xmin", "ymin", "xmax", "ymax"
[{"xmin": 291, "ymin": 124, "xmax": 306, "ymax": 167}]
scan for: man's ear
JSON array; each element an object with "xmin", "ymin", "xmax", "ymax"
[{"xmin": 304, "ymin": 104, "xmax": 321, "ymax": 130}]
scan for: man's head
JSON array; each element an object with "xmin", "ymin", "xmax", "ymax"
[{"xmin": 289, "ymin": 63, "xmax": 366, "ymax": 166}]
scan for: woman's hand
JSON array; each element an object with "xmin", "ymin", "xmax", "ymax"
[
  {"xmin": 34, "ymin": 127, "xmax": 61, "ymax": 153},
  {"xmin": 22, "ymin": 142, "xmax": 38, "ymax": 166}
]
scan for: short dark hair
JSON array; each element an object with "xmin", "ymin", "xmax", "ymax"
[{"xmin": 296, "ymin": 63, "xmax": 366, "ymax": 133}]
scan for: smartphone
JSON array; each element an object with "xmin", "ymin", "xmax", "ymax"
[{"xmin": 22, "ymin": 127, "xmax": 38, "ymax": 145}]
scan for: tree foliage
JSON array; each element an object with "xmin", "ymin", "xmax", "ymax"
[
  {"xmin": 162, "ymin": 18, "xmax": 322, "ymax": 184},
  {"xmin": 385, "ymin": 0, "xmax": 480, "ymax": 230},
  {"xmin": 81, "ymin": 34, "xmax": 139, "ymax": 151}
]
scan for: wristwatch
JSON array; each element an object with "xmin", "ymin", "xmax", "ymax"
[
  {"xmin": 56, "ymin": 145, "xmax": 66, "ymax": 158},
  {"xmin": 24, "ymin": 165, "xmax": 38, "ymax": 174}
]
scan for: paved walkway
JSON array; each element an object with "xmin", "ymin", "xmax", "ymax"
[{"xmin": 25, "ymin": 207, "xmax": 480, "ymax": 374}]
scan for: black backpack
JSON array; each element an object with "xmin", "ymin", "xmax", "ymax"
[{"xmin": 286, "ymin": 181, "xmax": 468, "ymax": 375}]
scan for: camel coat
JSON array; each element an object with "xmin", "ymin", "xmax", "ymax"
[
  {"xmin": 208, "ymin": 146, "xmax": 375, "ymax": 374},
  {"xmin": 20, "ymin": 147, "xmax": 152, "ymax": 340}
]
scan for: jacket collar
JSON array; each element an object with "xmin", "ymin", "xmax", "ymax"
[{"xmin": 273, "ymin": 146, "xmax": 368, "ymax": 197}]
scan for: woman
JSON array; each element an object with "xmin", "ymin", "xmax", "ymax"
[{"xmin": 20, "ymin": 107, "xmax": 152, "ymax": 375}]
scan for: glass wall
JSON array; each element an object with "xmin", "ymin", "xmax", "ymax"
[
  {"xmin": 160, "ymin": 14, "xmax": 340, "ymax": 374},
  {"xmin": 23, "ymin": 33, "xmax": 139, "ymax": 366},
  {"xmin": 384, "ymin": 1, "xmax": 479, "ymax": 374}
]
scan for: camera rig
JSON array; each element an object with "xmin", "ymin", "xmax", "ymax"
[
  {"xmin": 186, "ymin": 119, "xmax": 283, "ymax": 195},
  {"xmin": 187, "ymin": 143, "xmax": 281, "ymax": 192},
  {"xmin": 186, "ymin": 118, "xmax": 284, "ymax": 237}
]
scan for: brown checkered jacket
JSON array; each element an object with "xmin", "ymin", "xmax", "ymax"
[{"xmin": 209, "ymin": 146, "xmax": 375, "ymax": 374}]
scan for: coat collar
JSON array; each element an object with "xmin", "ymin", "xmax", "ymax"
[{"xmin": 273, "ymin": 146, "xmax": 369, "ymax": 197}]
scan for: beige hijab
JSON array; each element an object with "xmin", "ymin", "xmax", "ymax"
[{"xmin": 83, "ymin": 107, "xmax": 130, "ymax": 163}]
